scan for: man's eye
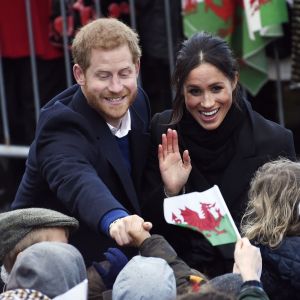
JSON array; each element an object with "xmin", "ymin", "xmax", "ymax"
[
  {"xmin": 96, "ymin": 73, "xmax": 110, "ymax": 79},
  {"xmin": 120, "ymin": 71, "xmax": 131, "ymax": 78}
]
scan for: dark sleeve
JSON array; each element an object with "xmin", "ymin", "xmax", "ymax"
[
  {"xmin": 283, "ymin": 129, "xmax": 297, "ymax": 160},
  {"xmin": 36, "ymin": 112, "xmax": 126, "ymax": 233},
  {"xmin": 139, "ymin": 234, "xmax": 207, "ymax": 295},
  {"xmin": 238, "ymin": 281, "xmax": 270, "ymax": 300}
]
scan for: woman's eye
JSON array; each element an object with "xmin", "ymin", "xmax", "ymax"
[
  {"xmin": 188, "ymin": 88, "xmax": 201, "ymax": 96},
  {"xmin": 211, "ymin": 86, "xmax": 222, "ymax": 93}
]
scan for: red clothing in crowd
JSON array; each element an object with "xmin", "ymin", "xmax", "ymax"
[{"xmin": 0, "ymin": 0, "xmax": 63, "ymax": 59}]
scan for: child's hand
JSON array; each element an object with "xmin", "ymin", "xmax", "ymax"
[
  {"xmin": 127, "ymin": 221, "xmax": 152, "ymax": 247},
  {"xmin": 234, "ymin": 237, "xmax": 262, "ymax": 282},
  {"xmin": 109, "ymin": 216, "xmax": 152, "ymax": 247}
]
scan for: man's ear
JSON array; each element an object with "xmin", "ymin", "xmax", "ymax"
[
  {"xmin": 135, "ymin": 60, "xmax": 140, "ymax": 78},
  {"xmin": 73, "ymin": 64, "xmax": 85, "ymax": 86}
]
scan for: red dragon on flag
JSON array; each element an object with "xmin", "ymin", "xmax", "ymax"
[
  {"xmin": 164, "ymin": 186, "xmax": 241, "ymax": 245},
  {"xmin": 183, "ymin": 0, "xmax": 271, "ymax": 37},
  {"xmin": 173, "ymin": 202, "xmax": 226, "ymax": 237}
]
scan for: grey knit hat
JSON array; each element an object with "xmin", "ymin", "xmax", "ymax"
[
  {"xmin": 6, "ymin": 242, "xmax": 87, "ymax": 298},
  {"xmin": 112, "ymin": 256, "xmax": 176, "ymax": 300},
  {"xmin": 0, "ymin": 208, "xmax": 79, "ymax": 262}
]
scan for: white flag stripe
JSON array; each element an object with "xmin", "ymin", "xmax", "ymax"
[
  {"xmin": 243, "ymin": 0, "xmax": 263, "ymax": 40},
  {"xmin": 163, "ymin": 185, "xmax": 240, "ymax": 239}
]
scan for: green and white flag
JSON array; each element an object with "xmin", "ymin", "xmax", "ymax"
[
  {"xmin": 163, "ymin": 185, "xmax": 240, "ymax": 246},
  {"xmin": 182, "ymin": 0, "xmax": 289, "ymax": 95},
  {"xmin": 243, "ymin": 0, "xmax": 288, "ymax": 39}
]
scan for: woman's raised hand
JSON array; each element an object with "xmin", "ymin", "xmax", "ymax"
[{"xmin": 158, "ymin": 129, "xmax": 192, "ymax": 196}]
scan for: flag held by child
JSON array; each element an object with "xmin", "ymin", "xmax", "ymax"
[{"xmin": 164, "ymin": 185, "xmax": 240, "ymax": 246}]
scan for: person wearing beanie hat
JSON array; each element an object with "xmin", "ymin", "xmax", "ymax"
[
  {"xmin": 124, "ymin": 222, "xmax": 255, "ymax": 299},
  {"xmin": 0, "ymin": 207, "xmax": 78, "ymax": 286},
  {"xmin": 5, "ymin": 241, "xmax": 87, "ymax": 298},
  {"xmin": 112, "ymin": 255, "xmax": 177, "ymax": 300}
]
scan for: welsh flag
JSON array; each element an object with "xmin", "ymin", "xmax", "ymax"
[
  {"xmin": 164, "ymin": 185, "xmax": 240, "ymax": 246},
  {"xmin": 182, "ymin": 0, "xmax": 289, "ymax": 95}
]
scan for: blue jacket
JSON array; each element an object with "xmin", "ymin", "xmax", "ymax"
[
  {"xmin": 260, "ymin": 236, "xmax": 300, "ymax": 300},
  {"xmin": 12, "ymin": 84, "xmax": 151, "ymax": 266}
]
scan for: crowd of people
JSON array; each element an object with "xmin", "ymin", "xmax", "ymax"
[{"xmin": 0, "ymin": 16, "xmax": 299, "ymax": 300}]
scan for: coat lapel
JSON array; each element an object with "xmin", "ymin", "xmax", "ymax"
[
  {"xmin": 98, "ymin": 124, "xmax": 141, "ymax": 214},
  {"xmin": 130, "ymin": 108, "xmax": 151, "ymax": 195}
]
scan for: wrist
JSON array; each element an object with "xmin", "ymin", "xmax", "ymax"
[
  {"xmin": 241, "ymin": 273, "xmax": 260, "ymax": 282},
  {"xmin": 164, "ymin": 186, "xmax": 185, "ymax": 198},
  {"xmin": 241, "ymin": 280, "xmax": 263, "ymax": 289},
  {"xmin": 109, "ymin": 218, "xmax": 122, "ymax": 232}
]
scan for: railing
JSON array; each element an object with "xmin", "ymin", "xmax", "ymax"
[
  {"xmin": 0, "ymin": 0, "xmax": 176, "ymax": 157},
  {"xmin": 0, "ymin": 0, "xmax": 288, "ymax": 158}
]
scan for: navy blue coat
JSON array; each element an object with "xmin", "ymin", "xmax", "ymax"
[
  {"xmin": 12, "ymin": 84, "xmax": 151, "ymax": 265},
  {"xmin": 260, "ymin": 237, "xmax": 300, "ymax": 300}
]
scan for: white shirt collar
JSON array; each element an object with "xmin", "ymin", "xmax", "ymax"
[{"xmin": 107, "ymin": 110, "xmax": 131, "ymax": 138}]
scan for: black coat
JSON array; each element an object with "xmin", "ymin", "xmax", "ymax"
[
  {"xmin": 12, "ymin": 84, "xmax": 151, "ymax": 266},
  {"xmin": 142, "ymin": 99, "xmax": 296, "ymax": 277},
  {"xmin": 260, "ymin": 237, "xmax": 300, "ymax": 300}
]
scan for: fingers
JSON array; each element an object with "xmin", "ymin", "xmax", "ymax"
[
  {"xmin": 158, "ymin": 144, "xmax": 163, "ymax": 163},
  {"xmin": 172, "ymin": 130, "xmax": 179, "ymax": 153},
  {"xmin": 109, "ymin": 218, "xmax": 133, "ymax": 246},
  {"xmin": 167, "ymin": 129, "xmax": 173, "ymax": 154},
  {"xmin": 161, "ymin": 133, "xmax": 168, "ymax": 159},
  {"xmin": 109, "ymin": 215, "xmax": 152, "ymax": 247},
  {"xmin": 182, "ymin": 150, "xmax": 191, "ymax": 169},
  {"xmin": 233, "ymin": 262, "xmax": 240, "ymax": 274},
  {"xmin": 234, "ymin": 239, "xmax": 243, "ymax": 252},
  {"xmin": 160, "ymin": 129, "xmax": 181, "ymax": 159}
]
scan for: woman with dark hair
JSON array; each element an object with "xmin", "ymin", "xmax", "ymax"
[{"xmin": 142, "ymin": 32, "xmax": 296, "ymax": 278}]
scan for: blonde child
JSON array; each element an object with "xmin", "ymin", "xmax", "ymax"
[{"xmin": 241, "ymin": 158, "xmax": 300, "ymax": 300}]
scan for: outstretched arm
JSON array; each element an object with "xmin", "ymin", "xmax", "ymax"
[{"xmin": 158, "ymin": 129, "xmax": 192, "ymax": 196}]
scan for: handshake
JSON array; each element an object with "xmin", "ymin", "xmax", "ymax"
[{"xmin": 109, "ymin": 214, "xmax": 152, "ymax": 247}]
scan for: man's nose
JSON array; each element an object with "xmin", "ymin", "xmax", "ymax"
[{"xmin": 108, "ymin": 75, "xmax": 123, "ymax": 93}]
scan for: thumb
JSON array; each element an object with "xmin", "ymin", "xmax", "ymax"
[{"xmin": 143, "ymin": 221, "xmax": 153, "ymax": 231}]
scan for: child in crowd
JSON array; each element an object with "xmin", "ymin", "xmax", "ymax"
[
  {"xmin": 112, "ymin": 222, "xmax": 268, "ymax": 300},
  {"xmin": 241, "ymin": 158, "xmax": 300, "ymax": 300},
  {"xmin": 1, "ymin": 242, "xmax": 87, "ymax": 299}
]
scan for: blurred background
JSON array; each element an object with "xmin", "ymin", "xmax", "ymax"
[{"xmin": 0, "ymin": 0, "xmax": 299, "ymax": 211}]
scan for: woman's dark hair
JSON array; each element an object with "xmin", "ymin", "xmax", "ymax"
[{"xmin": 171, "ymin": 32, "xmax": 241, "ymax": 123}]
